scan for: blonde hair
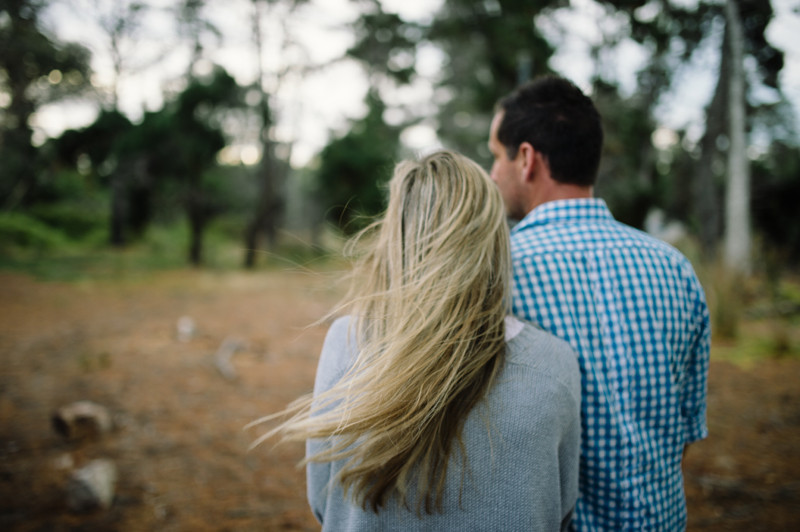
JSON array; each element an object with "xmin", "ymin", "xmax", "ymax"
[{"xmin": 251, "ymin": 150, "xmax": 511, "ymax": 514}]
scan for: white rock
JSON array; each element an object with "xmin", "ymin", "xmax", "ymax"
[
  {"xmin": 67, "ymin": 459, "xmax": 117, "ymax": 512},
  {"xmin": 177, "ymin": 316, "xmax": 197, "ymax": 342},
  {"xmin": 215, "ymin": 336, "xmax": 246, "ymax": 381},
  {"xmin": 52, "ymin": 401, "xmax": 114, "ymax": 439}
]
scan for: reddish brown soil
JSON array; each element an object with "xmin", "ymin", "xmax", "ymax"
[{"xmin": 0, "ymin": 269, "xmax": 798, "ymax": 531}]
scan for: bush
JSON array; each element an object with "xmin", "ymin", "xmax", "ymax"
[
  {"xmin": 28, "ymin": 203, "xmax": 107, "ymax": 240},
  {"xmin": 0, "ymin": 212, "xmax": 70, "ymax": 253}
]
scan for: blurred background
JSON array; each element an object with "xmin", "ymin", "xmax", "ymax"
[
  {"xmin": 1, "ymin": 0, "xmax": 798, "ymax": 273},
  {"xmin": 1, "ymin": 0, "xmax": 799, "ymax": 530}
]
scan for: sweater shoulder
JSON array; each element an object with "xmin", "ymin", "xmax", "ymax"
[{"xmin": 504, "ymin": 322, "xmax": 580, "ymax": 399}]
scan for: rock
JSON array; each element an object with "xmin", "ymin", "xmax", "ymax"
[
  {"xmin": 177, "ymin": 316, "xmax": 197, "ymax": 342},
  {"xmin": 214, "ymin": 336, "xmax": 246, "ymax": 381},
  {"xmin": 52, "ymin": 401, "xmax": 114, "ymax": 439},
  {"xmin": 66, "ymin": 459, "xmax": 117, "ymax": 512}
]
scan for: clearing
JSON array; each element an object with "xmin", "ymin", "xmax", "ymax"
[{"xmin": 0, "ymin": 269, "xmax": 798, "ymax": 530}]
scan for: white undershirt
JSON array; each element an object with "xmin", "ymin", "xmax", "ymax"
[{"xmin": 504, "ymin": 315, "xmax": 525, "ymax": 341}]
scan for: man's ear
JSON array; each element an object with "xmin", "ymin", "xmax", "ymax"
[{"xmin": 517, "ymin": 141, "xmax": 537, "ymax": 182}]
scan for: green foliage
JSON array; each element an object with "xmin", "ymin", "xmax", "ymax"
[
  {"xmin": 36, "ymin": 167, "xmax": 97, "ymax": 200},
  {"xmin": 752, "ymin": 141, "xmax": 800, "ymax": 262},
  {"xmin": 28, "ymin": 203, "xmax": 106, "ymax": 241},
  {"xmin": 129, "ymin": 66, "xmax": 238, "ymax": 184},
  {"xmin": 50, "ymin": 110, "xmax": 133, "ymax": 171},
  {"xmin": 30, "ymin": 66, "xmax": 244, "ymax": 265},
  {"xmin": 343, "ymin": 1, "xmax": 557, "ymax": 166},
  {"xmin": 24, "ymin": 169, "xmax": 109, "ymax": 241},
  {"xmin": 0, "ymin": 211, "xmax": 70, "ymax": 253},
  {"xmin": 428, "ymin": 0, "xmax": 557, "ymax": 164},
  {"xmin": 139, "ymin": 220, "xmax": 192, "ymax": 263},
  {"xmin": 0, "ymin": 216, "xmax": 240, "ymax": 281},
  {"xmin": 0, "ymin": 168, "xmax": 109, "ymax": 259},
  {"xmin": 704, "ymin": 263, "xmax": 800, "ymax": 364},
  {"xmin": 315, "ymin": 91, "xmax": 401, "ymax": 234},
  {"xmin": 737, "ymin": 0, "xmax": 784, "ymax": 89},
  {"xmin": 347, "ymin": 8, "xmax": 421, "ymax": 84},
  {"xmin": 0, "ymin": 0, "xmax": 92, "ymax": 208},
  {"xmin": 708, "ymin": 265, "xmax": 743, "ymax": 341},
  {"xmin": 593, "ymin": 82, "xmax": 659, "ymax": 229}
]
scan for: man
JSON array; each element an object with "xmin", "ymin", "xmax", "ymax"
[{"xmin": 488, "ymin": 75, "xmax": 710, "ymax": 531}]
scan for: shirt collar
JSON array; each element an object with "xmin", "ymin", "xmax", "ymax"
[{"xmin": 512, "ymin": 198, "xmax": 613, "ymax": 234}]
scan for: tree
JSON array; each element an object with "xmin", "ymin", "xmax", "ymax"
[
  {"xmin": 347, "ymin": 0, "xmax": 422, "ymax": 87},
  {"xmin": 68, "ymin": 0, "xmax": 152, "ymax": 245},
  {"xmin": 47, "ymin": 109, "xmax": 134, "ymax": 239},
  {"xmin": 722, "ymin": 0, "xmax": 749, "ymax": 273},
  {"xmin": 315, "ymin": 90, "xmax": 401, "ymax": 234},
  {"xmin": 342, "ymin": 0, "xmax": 560, "ymax": 190},
  {"xmin": 595, "ymin": 0, "xmax": 784, "ymax": 268},
  {"xmin": 751, "ymin": 140, "xmax": 800, "ymax": 264},
  {"xmin": 244, "ymin": 0, "xmax": 285, "ymax": 267},
  {"xmin": 427, "ymin": 0, "xmax": 557, "ymax": 164},
  {"xmin": 242, "ymin": 0, "xmax": 310, "ymax": 268},
  {"xmin": 108, "ymin": 67, "xmax": 241, "ymax": 265},
  {"xmin": 174, "ymin": 0, "xmax": 221, "ymax": 77},
  {"xmin": 0, "ymin": 0, "xmax": 91, "ymax": 209},
  {"xmin": 160, "ymin": 67, "xmax": 240, "ymax": 265},
  {"xmin": 91, "ymin": 0, "xmax": 148, "ymax": 109},
  {"xmin": 591, "ymin": 80, "xmax": 660, "ymax": 229}
]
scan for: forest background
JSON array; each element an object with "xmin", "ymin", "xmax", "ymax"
[
  {"xmin": 1, "ymin": 0, "xmax": 800, "ymax": 530},
  {"xmin": 1, "ymin": 0, "xmax": 799, "ymax": 274}
]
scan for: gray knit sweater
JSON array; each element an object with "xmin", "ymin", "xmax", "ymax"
[{"xmin": 306, "ymin": 316, "xmax": 581, "ymax": 531}]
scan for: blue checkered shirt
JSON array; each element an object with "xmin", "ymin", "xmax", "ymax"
[{"xmin": 510, "ymin": 199, "xmax": 710, "ymax": 531}]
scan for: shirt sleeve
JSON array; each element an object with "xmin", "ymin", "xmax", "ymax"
[{"xmin": 680, "ymin": 276, "xmax": 711, "ymax": 444}]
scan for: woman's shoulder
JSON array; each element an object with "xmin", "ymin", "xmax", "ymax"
[
  {"xmin": 326, "ymin": 315, "xmax": 352, "ymax": 338},
  {"xmin": 505, "ymin": 316, "xmax": 573, "ymax": 356},
  {"xmin": 504, "ymin": 316, "xmax": 580, "ymax": 391},
  {"xmin": 318, "ymin": 316, "xmax": 355, "ymax": 359},
  {"xmin": 314, "ymin": 316, "xmax": 357, "ymax": 393}
]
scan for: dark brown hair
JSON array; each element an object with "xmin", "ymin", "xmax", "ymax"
[{"xmin": 497, "ymin": 75, "xmax": 603, "ymax": 186}]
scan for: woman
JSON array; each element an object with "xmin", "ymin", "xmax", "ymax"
[{"xmin": 253, "ymin": 150, "xmax": 580, "ymax": 530}]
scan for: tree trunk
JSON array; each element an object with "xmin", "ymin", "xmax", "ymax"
[
  {"xmin": 723, "ymin": 0, "xmax": 751, "ymax": 274},
  {"xmin": 243, "ymin": 0, "xmax": 283, "ymax": 269},
  {"xmin": 243, "ymin": 148, "xmax": 281, "ymax": 268},
  {"xmin": 188, "ymin": 199, "xmax": 205, "ymax": 267},
  {"xmin": 110, "ymin": 171, "xmax": 126, "ymax": 247},
  {"xmin": 189, "ymin": 220, "xmax": 204, "ymax": 266},
  {"xmin": 695, "ymin": 24, "xmax": 728, "ymax": 260}
]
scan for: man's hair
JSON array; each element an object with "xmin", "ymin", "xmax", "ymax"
[{"xmin": 497, "ymin": 75, "xmax": 603, "ymax": 186}]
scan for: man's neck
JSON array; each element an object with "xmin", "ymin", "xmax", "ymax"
[{"xmin": 527, "ymin": 183, "xmax": 593, "ymax": 213}]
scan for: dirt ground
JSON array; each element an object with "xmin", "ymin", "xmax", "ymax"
[{"xmin": 0, "ymin": 268, "xmax": 798, "ymax": 531}]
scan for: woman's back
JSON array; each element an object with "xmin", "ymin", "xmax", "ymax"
[
  {"xmin": 307, "ymin": 315, "xmax": 581, "ymax": 531},
  {"xmin": 252, "ymin": 151, "xmax": 582, "ymax": 530}
]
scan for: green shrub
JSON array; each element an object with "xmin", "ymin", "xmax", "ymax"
[
  {"xmin": 711, "ymin": 270, "xmax": 742, "ymax": 341},
  {"xmin": 141, "ymin": 222, "xmax": 189, "ymax": 266},
  {"xmin": 0, "ymin": 212, "xmax": 70, "ymax": 252},
  {"xmin": 29, "ymin": 203, "xmax": 107, "ymax": 240}
]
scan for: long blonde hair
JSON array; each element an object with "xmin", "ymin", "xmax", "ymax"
[{"xmin": 251, "ymin": 150, "xmax": 511, "ymax": 514}]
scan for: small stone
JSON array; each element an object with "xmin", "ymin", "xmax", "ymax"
[
  {"xmin": 214, "ymin": 336, "xmax": 246, "ymax": 381},
  {"xmin": 67, "ymin": 459, "xmax": 117, "ymax": 512},
  {"xmin": 177, "ymin": 316, "xmax": 197, "ymax": 342},
  {"xmin": 52, "ymin": 401, "xmax": 114, "ymax": 439}
]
